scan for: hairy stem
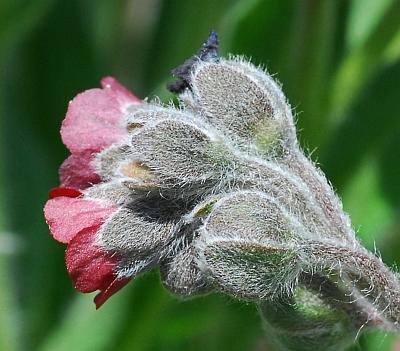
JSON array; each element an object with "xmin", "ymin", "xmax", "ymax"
[
  {"xmin": 306, "ymin": 242, "xmax": 400, "ymax": 329},
  {"xmin": 283, "ymin": 148, "xmax": 352, "ymax": 240},
  {"xmin": 300, "ymin": 272, "xmax": 387, "ymax": 330}
]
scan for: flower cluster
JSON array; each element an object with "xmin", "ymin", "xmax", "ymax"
[
  {"xmin": 44, "ymin": 33, "xmax": 400, "ymax": 348},
  {"xmin": 44, "ymin": 76, "xmax": 140, "ymax": 307}
]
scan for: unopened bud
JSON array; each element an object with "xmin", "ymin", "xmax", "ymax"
[{"xmin": 187, "ymin": 59, "xmax": 297, "ymax": 154}]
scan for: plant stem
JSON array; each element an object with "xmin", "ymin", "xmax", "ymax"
[{"xmin": 305, "ymin": 241, "xmax": 400, "ymax": 330}]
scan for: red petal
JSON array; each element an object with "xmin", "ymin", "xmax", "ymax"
[
  {"xmin": 59, "ymin": 152, "xmax": 101, "ymax": 190},
  {"xmin": 101, "ymin": 76, "xmax": 140, "ymax": 106},
  {"xmin": 44, "ymin": 197, "xmax": 115, "ymax": 243},
  {"xmin": 65, "ymin": 225, "xmax": 130, "ymax": 307},
  {"xmin": 61, "ymin": 89, "xmax": 126, "ymax": 153},
  {"xmin": 61, "ymin": 77, "xmax": 139, "ymax": 154},
  {"xmin": 66, "ymin": 226, "xmax": 113, "ymax": 292},
  {"xmin": 49, "ymin": 187, "xmax": 82, "ymax": 199},
  {"xmin": 94, "ymin": 276, "xmax": 131, "ymax": 309}
]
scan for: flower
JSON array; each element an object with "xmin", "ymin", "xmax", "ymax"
[
  {"xmin": 44, "ymin": 33, "xmax": 400, "ymax": 343},
  {"xmin": 44, "ymin": 77, "xmax": 140, "ymax": 308},
  {"xmin": 43, "ymin": 31, "xmax": 305, "ymax": 307},
  {"xmin": 43, "ymin": 28, "xmax": 324, "ymax": 308}
]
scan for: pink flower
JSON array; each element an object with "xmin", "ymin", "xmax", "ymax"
[
  {"xmin": 44, "ymin": 77, "xmax": 140, "ymax": 308},
  {"xmin": 44, "ymin": 75, "xmax": 214, "ymax": 309}
]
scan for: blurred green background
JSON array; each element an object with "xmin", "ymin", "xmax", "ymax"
[{"xmin": 1, "ymin": 0, "xmax": 400, "ymax": 350}]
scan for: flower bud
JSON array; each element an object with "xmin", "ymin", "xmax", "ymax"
[
  {"xmin": 129, "ymin": 117, "xmax": 236, "ymax": 184},
  {"xmin": 196, "ymin": 191, "xmax": 303, "ymax": 299},
  {"xmin": 260, "ymin": 288, "xmax": 357, "ymax": 351},
  {"xmin": 160, "ymin": 244, "xmax": 211, "ymax": 297},
  {"xmin": 186, "ymin": 58, "xmax": 297, "ymax": 154}
]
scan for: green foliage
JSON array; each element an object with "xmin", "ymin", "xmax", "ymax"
[{"xmin": 0, "ymin": 0, "xmax": 399, "ymax": 350}]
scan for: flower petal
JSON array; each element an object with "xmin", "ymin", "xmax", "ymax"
[
  {"xmin": 65, "ymin": 225, "xmax": 130, "ymax": 308},
  {"xmin": 101, "ymin": 76, "xmax": 140, "ymax": 106},
  {"xmin": 61, "ymin": 78, "xmax": 139, "ymax": 153},
  {"xmin": 44, "ymin": 197, "xmax": 116, "ymax": 243},
  {"xmin": 49, "ymin": 187, "xmax": 82, "ymax": 199},
  {"xmin": 59, "ymin": 151, "xmax": 101, "ymax": 190},
  {"xmin": 94, "ymin": 276, "xmax": 131, "ymax": 309}
]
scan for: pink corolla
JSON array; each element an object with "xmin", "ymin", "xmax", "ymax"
[
  {"xmin": 44, "ymin": 77, "xmax": 140, "ymax": 308},
  {"xmin": 43, "ymin": 70, "xmax": 220, "ymax": 308}
]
